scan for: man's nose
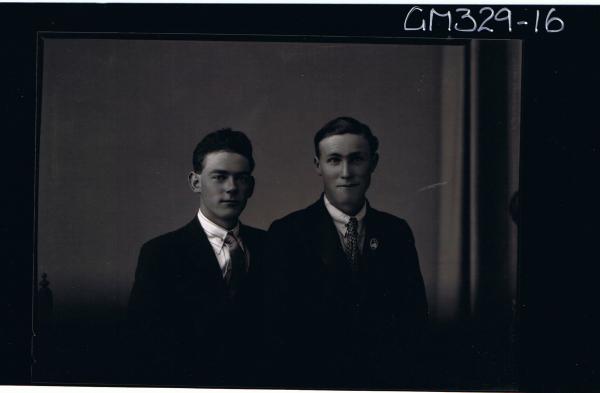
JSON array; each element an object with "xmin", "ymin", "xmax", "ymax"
[
  {"xmin": 340, "ymin": 161, "xmax": 352, "ymax": 178},
  {"xmin": 224, "ymin": 176, "xmax": 238, "ymax": 192}
]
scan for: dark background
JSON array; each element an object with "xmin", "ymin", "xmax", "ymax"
[
  {"xmin": 2, "ymin": 4, "xmax": 600, "ymax": 392},
  {"xmin": 33, "ymin": 37, "xmax": 522, "ymax": 388},
  {"xmin": 36, "ymin": 39, "xmax": 460, "ymax": 325}
]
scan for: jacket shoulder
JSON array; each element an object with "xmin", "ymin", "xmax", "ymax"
[
  {"xmin": 369, "ymin": 207, "xmax": 408, "ymax": 225},
  {"xmin": 136, "ymin": 222, "xmax": 199, "ymax": 274},
  {"xmin": 368, "ymin": 208, "xmax": 415, "ymax": 242},
  {"xmin": 268, "ymin": 205, "xmax": 315, "ymax": 233},
  {"xmin": 271, "ymin": 207, "xmax": 308, "ymax": 225},
  {"xmin": 241, "ymin": 224, "xmax": 267, "ymax": 248},
  {"xmin": 241, "ymin": 224, "xmax": 267, "ymax": 237},
  {"xmin": 141, "ymin": 224, "xmax": 188, "ymax": 252}
]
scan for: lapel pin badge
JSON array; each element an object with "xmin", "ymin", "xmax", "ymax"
[{"xmin": 369, "ymin": 238, "xmax": 379, "ymax": 250}]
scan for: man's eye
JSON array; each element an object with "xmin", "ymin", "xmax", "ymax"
[
  {"xmin": 327, "ymin": 157, "xmax": 341, "ymax": 164},
  {"xmin": 236, "ymin": 175, "xmax": 251, "ymax": 184},
  {"xmin": 351, "ymin": 156, "xmax": 366, "ymax": 163},
  {"xmin": 213, "ymin": 175, "xmax": 227, "ymax": 181}
]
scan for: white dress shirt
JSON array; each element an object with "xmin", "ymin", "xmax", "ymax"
[
  {"xmin": 197, "ymin": 209, "xmax": 248, "ymax": 278},
  {"xmin": 323, "ymin": 195, "xmax": 367, "ymax": 253}
]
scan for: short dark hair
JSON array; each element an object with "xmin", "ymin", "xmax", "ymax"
[
  {"xmin": 192, "ymin": 128, "xmax": 255, "ymax": 173},
  {"xmin": 313, "ymin": 116, "xmax": 379, "ymax": 157}
]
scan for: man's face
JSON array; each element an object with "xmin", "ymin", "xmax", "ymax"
[
  {"xmin": 189, "ymin": 151, "xmax": 254, "ymax": 229},
  {"xmin": 315, "ymin": 133, "xmax": 378, "ymax": 216}
]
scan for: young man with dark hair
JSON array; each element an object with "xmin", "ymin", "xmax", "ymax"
[
  {"xmin": 128, "ymin": 128, "xmax": 266, "ymax": 386},
  {"xmin": 265, "ymin": 117, "xmax": 428, "ymax": 389}
]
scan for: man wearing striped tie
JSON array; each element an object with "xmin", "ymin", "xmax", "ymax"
[{"xmin": 264, "ymin": 117, "xmax": 428, "ymax": 389}]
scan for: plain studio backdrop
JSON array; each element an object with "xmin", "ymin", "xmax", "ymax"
[{"xmin": 36, "ymin": 38, "xmax": 521, "ymax": 387}]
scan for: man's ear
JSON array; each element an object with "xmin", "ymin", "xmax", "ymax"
[
  {"xmin": 314, "ymin": 156, "xmax": 322, "ymax": 176},
  {"xmin": 370, "ymin": 153, "xmax": 379, "ymax": 173},
  {"xmin": 188, "ymin": 171, "xmax": 202, "ymax": 193}
]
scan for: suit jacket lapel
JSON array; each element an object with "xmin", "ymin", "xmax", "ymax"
[
  {"xmin": 182, "ymin": 217, "xmax": 227, "ymax": 293},
  {"xmin": 310, "ymin": 198, "xmax": 364, "ymax": 319},
  {"xmin": 361, "ymin": 205, "xmax": 383, "ymax": 266},
  {"xmin": 313, "ymin": 200, "xmax": 385, "ymax": 284},
  {"xmin": 239, "ymin": 224, "xmax": 255, "ymax": 273},
  {"xmin": 309, "ymin": 199, "xmax": 347, "ymax": 271}
]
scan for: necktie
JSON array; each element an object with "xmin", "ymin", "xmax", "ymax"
[
  {"xmin": 344, "ymin": 217, "xmax": 360, "ymax": 269},
  {"xmin": 224, "ymin": 232, "xmax": 247, "ymax": 298}
]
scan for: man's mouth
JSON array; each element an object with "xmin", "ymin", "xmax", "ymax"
[
  {"xmin": 220, "ymin": 200, "xmax": 241, "ymax": 205},
  {"xmin": 337, "ymin": 184, "xmax": 359, "ymax": 188}
]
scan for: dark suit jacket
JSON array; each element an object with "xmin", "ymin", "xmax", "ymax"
[
  {"xmin": 264, "ymin": 198, "xmax": 428, "ymax": 389},
  {"xmin": 127, "ymin": 217, "xmax": 266, "ymax": 387}
]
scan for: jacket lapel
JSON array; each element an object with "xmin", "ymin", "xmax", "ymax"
[
  {"xmin": 309, "ymin": 198, "xmax": 383, "ymax": 273},
  {"xmin": 309, "ymin": 198, "xmax": 364, "ymax": 327},
  {"xmin": 181, "ymin": 217, "xmax": 227, "ymax": 293},
  {"xmin": 302, "ymin": 198, "xmax": 355, "ymax": 299},
  {"xmin": 361, "ymin": 204, "xmax": 384, "ymax": 268},
  {"xmin": 238, "ymin": 224, "xmax": 255, "ymax": 273},
  {"xmin": 308, "ymin": 199, "xmax": 348, "ymax": 272}
]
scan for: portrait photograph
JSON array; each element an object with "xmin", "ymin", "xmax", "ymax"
[
  {"xmin": 2, "ymin": 4, "xmax": 598, "ymax": 393},
  {"xmin": 33, "ymin": 35, "xmax": 521, "ymax": 390}
]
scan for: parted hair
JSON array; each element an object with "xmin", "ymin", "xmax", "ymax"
[
  {"xmin": 313, "ymin": 116, "xmax": 379, "ymax": 157},
  {"xmin": 192, "ymin": 128, "xmax": 255, "ymax": 173}
]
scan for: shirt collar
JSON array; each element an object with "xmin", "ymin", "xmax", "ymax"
[
  {"xmin": 323, "ymin": 194, "xmax": 366, "ymax": 229},
  {"xmin": 197, "ymin": 208, "xmax": 240, "ymax": 249}
]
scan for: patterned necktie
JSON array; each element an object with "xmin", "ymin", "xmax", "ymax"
[
  {"xmin": 224, "ymin": 232, "xmax": 247, "ymax": 298},
  {"xmin": 344, "ymin": 217, "xmax": 360, "ymax": 269}
]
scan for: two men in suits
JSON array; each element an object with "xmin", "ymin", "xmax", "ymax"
[
  {"xmin": 128, "ymin": 117, "xmax": 428, "ymax": 388},
  {"xmin": 127, "ymin": 128, "xmax": 266, "ymax": 386},
  {"xmin": 264, "ymin": 117, "xmax": 428, "ymax": 388}
]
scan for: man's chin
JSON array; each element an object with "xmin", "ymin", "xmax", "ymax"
[
  {"xmin": 330, "ymin": 194, "xmax": 364, "ymax": 214},
  {"xmin": 219, "ymin": 206, "xmax": 244, "ymax": 218}
]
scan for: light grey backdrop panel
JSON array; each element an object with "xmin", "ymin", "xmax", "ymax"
[{"xmin": 37, "ymin": 39, "xmax": 463, "ymax": 320}]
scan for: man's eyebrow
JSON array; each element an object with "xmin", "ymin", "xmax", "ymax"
[
  {"xmin": 348, "ymin": 151, "xmax": 368, "ymax": 157},
  {"xmin": 326, "ymin": 151, "xmax": 366, "ymax": 157},
  {"xmin": 209, "ymin": 169, "xmax": 251, "ymax": 175}
]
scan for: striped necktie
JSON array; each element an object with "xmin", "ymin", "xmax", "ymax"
[
  {"xmin": 224, "ymin": 232, "xmax": 247, "ymax": 298},
  {"xmin": 344, "ymin": 217, "xmax": 359, "ymax": 269}
]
